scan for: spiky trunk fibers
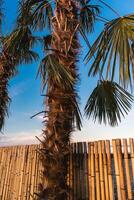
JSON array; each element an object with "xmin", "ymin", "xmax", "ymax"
[
  {"xmin": 0, "ymin": 52, "xmax": 15, "ymax": 130},
  {"xmin": 39, "ymin": 1, "xmax": 80, "ymax": 199}
]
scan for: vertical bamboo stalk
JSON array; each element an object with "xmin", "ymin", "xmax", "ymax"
[
  {"xmin": 23, "ymin": 145, "xmax": 30, "ymax": 199},
  {"xmin": 94, "ymin": 141, "xmax": 100, "ymax": 200},
  {"xmin": 4, "ymin": 147, "xmax": 11, "ymax": 200},
  {"xmin": 0, "ymin": 148, "xmax": 8, "ymax": 198},
  {"xmin": 91, "ymin": 142, "xmax": 95, "ymax": 200},
  {"xmin": 2, "ymin": 147, "xmax": 11, "ymax": 199},
  {"xmin": 7, "ymin": 146, "xmax": 16, "ymax": 200},
  {"xmin": 34, "ymin": 145, "xmax": 40, "ymax": 199},
  {"xmin": 83, "ymin": 142, "xmax": 89, "ymax": 200},
  {"xmin": 73, "ymin": 143, "xmax": 77, "ymax": 200},
  {"xmin": 129, "ymin": 138, "xmax": 134, "ymax": 179},
  {"xmin": 69, "ymin": 143, "xmax": 73, "ymax": 200},
  {"xmin": 27, "ymin": 145, "xmax": 34, "ymax": 199},
  {"xmin": 98, "ymin": 141, "xmax": 105, "ymax": 200},
  {"xmin": 102, "ymin": 140, "xmax": 109, "ymax": 200},
  {"xmin": 78, "ymin": 142, "xmax": 83, "ymax": 199},
  {"xmin": 15, "ymin": 146, "xmax": 23, "ymax": 200},
  {"xmin": 21, "ymin": 146, "xmax": 29, "ymax": 200},
  {"xmin": 116, "ymin": 139, "xmax": 126, "ymax": 199},
  {"xmin": 105, "ymin": 140, "xmax": 114, "ymax": 200},
  {"xmin": 88, "ymin": 143, "xmax": 91, "ymax": 200},
  {"xmin": 18, "ymin": 146, "xmax": 26, "ymax": 200},
  {"xmin": 0, "ymin": 148, "xmax": 6, "ymax": 198},
  {"xmin": 112, "ymin": 139, "xmax": 121, "ymax": 200},
  {"xmin": 30, "ymin": 145, "xmax": 37, "ymax": 199},
  {"xmin": 123, "ymin": 139, "xmax": 132, "ymax": 199}
]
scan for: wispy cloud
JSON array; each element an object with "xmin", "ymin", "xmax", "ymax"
[
  {"xmin": 9, "ymin": 79, "xmax": 32, "ymax": 98},
  {"xmin": 0, "ymin": 130, "xmax": 41, "ymax": 147}
]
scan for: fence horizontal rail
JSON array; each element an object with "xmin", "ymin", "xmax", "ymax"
[{"xmin": 0, "ymin": 138, "xmax": 134, "ymax": 200}]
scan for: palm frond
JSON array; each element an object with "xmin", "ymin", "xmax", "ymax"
[
  {"xmin": 0, "ymin": 85, "xmax": 10, "ymax": 130},
  {"xmin": 85, "ymin": 80, "xmax": 133, "ymax": 126},
  {"xmin": 3, "ymin": 27, "xmax": 39, "ymax": 65},
  {"xmin": 72, "ymin": 96, "xmax": 82, "ymax": 130},
  {"xmin": 17, "ymin": 0, "xmax": 53, "ymax": 31},
  {"xmin": 38, "ymin": 54, "xmax": 75, "ymax": 90},
  {"xmin": 43, "ymin": 34, "xmax": 52, "ymax": 49},
  {"xmin": 79, "ymin": 0, "xmax": 100, "ymax": 33},
  {"xmin": 86, "ymin": 14, "xmax": 134, "ymax": 89}
]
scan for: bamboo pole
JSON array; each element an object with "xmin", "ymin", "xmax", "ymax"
[
  {"xmin": 27, "ymin": 145, "xmax": 33, "ymax": 199},
  {"xmin": 0, "ymin": 148, "xmax": 6, "ymax": 198},
  {"xmin": 129, "ymin": 138, "xmax": 134, "ymax": 179},
  {"xmin": 98, "ymin": 141, "xmax": 105, "ymax": 200},
  {"xmin": 23, "ymin": 145, "xmax": 30, "ymax": 199},
  {"xmin": 0, "ymin": 148, "xmax": 8, "ymax": 198},
  {"xmin": 35, "ymin": 145, "xmax": 41, "ymax": 196},
  {"xmin": 72, "ymin": 143, "xmax": 77, "ymax": 200},
  {"xmin": 69, "ymin": 143, "xmax": 73, "ymax": 200},
  {"xmin": 78, "ymin": 142, "xmax": 83, "ymax": 199},
  {"xmin": 116, "ymin": 139, "xmax": 126, "ymax": 199},
  {"xmin": 7, "ymin": 146, "xmax": 16, "ymax": 200},
  {"xmin": 83, "ymin": 142, "xmax": 89, "ymax": 200},
  {"xmin": 2, "ymin": 147, "xmax": 12, "ymax": 199},
  {"xmin": 29, "ymin": 145, "xmax": 37, "ymax": 199},
  {"xmin": 91, "ymin": 142, "xmax": 95, "ymax": 200},
  {"xmin": 88, "ymin": 143, "xmax": 91, "ymax": 200},
  {"xmin": 102, "ymin": 140, "xmax": 109, "ymax": 200},
  {"xmin": 94, "ymin": 141, "xmax": 100, "ymax": 200},
  {"xmin": 33, "ymin": 145, "xmax": 40, "ymax": 199},
  {"xmin": 105, "ymin": 140, "xmax": 114, "ymax": 200},
  {"xmin": 18, "ymin": 146, "xmax": 26, "ymax": 200},
  {"xmin": 21, "ymin": 146, "xmax": 29, "ymax": 200},
  {"xmin": 112, "ymin": 139, "xmax": 121, "ymax": 200},
  {"xmin": 5, "ymin": 147, "xmax": 14, "ymax": 200},
  {"xmin": 14, "ymin": 146, "xmax": 23, "ymax": 200},
  {"xmin": 123, "ymin": 139, "xmax": 133, "ymax": 200}
]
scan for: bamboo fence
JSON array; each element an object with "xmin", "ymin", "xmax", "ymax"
[{"xmin": 0, "ymin": 139, "xmax": 134, "ymax": 199}]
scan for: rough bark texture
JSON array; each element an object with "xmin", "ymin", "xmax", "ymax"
[{"xmin": 39, "ymin": 0, "xmax": 80, "ymax": 199}]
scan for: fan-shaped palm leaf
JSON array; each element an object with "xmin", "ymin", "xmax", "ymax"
[
  {"xmin": 17, "ymin": 0, "xmax": 53, "ymax": 31},
  {"xmin": 86, "ymin": 14, "xmax": 134, "ymax": 89},
  {"xmin": 38, "ymin": 54, "xmax": 75, "ymax": 90},
  {"xmin": 79, "ymin": 0, "xmax": 100, "ymax": 33},
  {"xmin": 3, "ymin": 27, "xmax": 39, "ymax": 65},
  {"xmin": 85, "ymin": 80, "xmax": 133, "ymax": 126},
  {"xmin": 0, "ymin": 73, "xmax": 10, "ymax": 131}
]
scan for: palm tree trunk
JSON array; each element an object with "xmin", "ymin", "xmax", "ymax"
[{"xmin": 39, "ymin": 1, "xmax": 80, "ymax": 199}]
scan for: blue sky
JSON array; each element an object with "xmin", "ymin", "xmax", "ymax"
[{"xmin": 1, "ymin": 0, "xmax": 134, "ymax": 146}]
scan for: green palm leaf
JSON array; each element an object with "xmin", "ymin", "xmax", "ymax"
[
  {"xmin": 3, "ymin": 27, "xmax": 39, "ymax": 65},
  {"xmin": 85, "ymin": 80, "xmax": 133, "ymax": 126},
  {"xmin": 38, "ymin": 54, "xmax": 75, "ymax": 90},
  {"xmin": 0, "ymin": 83, "xmax": 10, "ymax": 131},
  {"xmin": 86, "ymin": 14, "xmax": 134, "ymax": 89}
]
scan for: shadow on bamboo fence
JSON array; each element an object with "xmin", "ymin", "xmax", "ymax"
[{"xmin": 0, "ymin": 138, "xmax": 134, "ymax": 199}]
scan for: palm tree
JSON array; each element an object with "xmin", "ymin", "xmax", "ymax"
[{"xmin": 0, "ymin": 0, "xmax": 134, "ymax": 199}]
